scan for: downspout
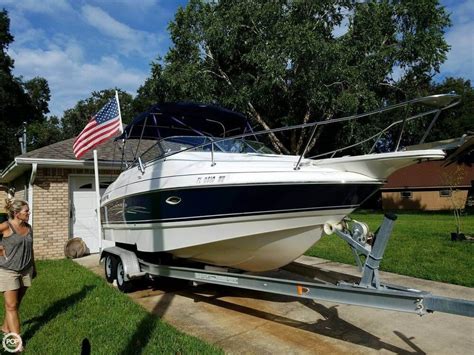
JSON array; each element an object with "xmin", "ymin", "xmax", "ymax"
[{"xmin": 28, "ymin": 163, "xmax": 37, "ymax": 227}]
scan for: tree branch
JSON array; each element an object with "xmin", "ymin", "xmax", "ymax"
[
  {"xmin": 246, "ymin": 101, "xmax": 290, "ymax": 154},
  {"xmin": 204, "ymin": 44, "xmax": 289, "ymax": 154},
  {"xmin": 307, "ymin": 112, "xmax": 334, "ymax": 152},
  {"xmin": 200, "ymin": 69, "xmax": 226, "ymax": 80},
  {"xmin": 295, "ymin": 108, "xmax": 312, "ymax": 153},
  {"xmin": 324, "ymin": 81, "xmax": 347, "ymax": 89}
]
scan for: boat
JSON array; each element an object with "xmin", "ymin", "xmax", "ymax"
[{"xmin": 100, "ymin": 94, "xmax": 459, "ymax": 272}]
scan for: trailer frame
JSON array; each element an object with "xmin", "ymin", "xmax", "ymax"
[{"xmin": 99, "ymin": 214, "xmax": 474, "ymax": 317}]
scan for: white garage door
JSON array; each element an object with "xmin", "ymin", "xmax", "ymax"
[{"xmin": 70, "ymin": 175, "xmax": 114, "ymax": 253}]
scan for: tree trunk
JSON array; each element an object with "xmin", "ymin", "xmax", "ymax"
[{"xmin": 204, "ymin": 45, "xmax": 290, "ymax": 154}]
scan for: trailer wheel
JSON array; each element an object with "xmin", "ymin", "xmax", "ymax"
[
  {"xmin": 104, "ymin": 254, "xmax": 117, "ymax": 283},
  {"xmin": 115, "ymin": 258, "xmax": 133, "ymax": 293}
]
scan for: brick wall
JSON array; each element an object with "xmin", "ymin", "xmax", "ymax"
[
  {"xmin": 31, "ymin": 167, "xmax": 118, "ymax": 260},
  {"xmin": 33, "ymin": 168, "xmax": 70, "ymax": 259},
  {"xmin": 0, "ymin": 190, "xmax": 6, "ymax": 214}
]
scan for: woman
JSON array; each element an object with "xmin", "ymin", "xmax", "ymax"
[{"xmin": 0, "ymin": 199, "xmax": 35, "ymax": 350}]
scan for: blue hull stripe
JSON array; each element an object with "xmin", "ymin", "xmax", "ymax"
[{"xmin": 102, "ymin": 183, "xmax": 379, "ymax": 224}]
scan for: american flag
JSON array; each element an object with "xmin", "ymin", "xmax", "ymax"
[{"xmin": 73, "ymin": 97, "xmax": 123, "ymax": 159}]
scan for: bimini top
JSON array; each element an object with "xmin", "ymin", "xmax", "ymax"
[{"xmin": 118, "ymin": 102, "xmax": 252, "ymax": 140}]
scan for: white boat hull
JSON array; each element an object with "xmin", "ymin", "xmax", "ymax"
[{"xmin": 103, "ymin": 208, "xmax": 351, "ymax": 271}]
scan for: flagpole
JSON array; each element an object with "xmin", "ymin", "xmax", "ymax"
[
  {"xmin": 94, "ymin": 149, "xmax": 103, "ymax": 252},
  {"xmin": 115, "ymin": 90, "xmax": 124, "ymax": 133},
  {"xmin": 74, "ymin": 96, "xmax": 122, "ymax": 253}
]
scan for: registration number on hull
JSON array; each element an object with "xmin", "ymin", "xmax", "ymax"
[{"xmin": 196, "ymin": 175, "xmax": 227, "ymax": 184}]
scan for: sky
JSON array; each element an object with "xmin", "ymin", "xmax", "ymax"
[{"xmin": 0, "ymin": 0, "xmax": 472, "ymax": 119}]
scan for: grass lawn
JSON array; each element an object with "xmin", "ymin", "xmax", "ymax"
[
  {"xmin": 306, "ymin": 211, "xmax": 474, "ymax": 287},
  {"xmin": 1, "ymin": 213, "xmax": 471, "ymax": 353},
  {"xmin": 0, "ymin": 260, "xmax": 221, "ymax": 354}
]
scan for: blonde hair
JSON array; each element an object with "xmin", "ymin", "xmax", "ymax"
[{"xmin": 4, "ymin": 199, "xmax": 28, "ymax": 220}]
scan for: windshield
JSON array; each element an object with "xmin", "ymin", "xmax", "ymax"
[
  {"xmin": 244, "ymin": 140, "xmax": 276, "ymax": 154},
  {"xmin": 214, "ymin": 139, "xmax": 275, "ymax": 154},
  {"xmin": 160, "ymin": 136, "xmax": 275, "ymax": 154},
  {"xmin": 163, "ymin": 136, "xmax": 215, "ymax": 151},
  {"xmin": 132, "ymin": 136, "xmax": 276, "ymax": 167}
]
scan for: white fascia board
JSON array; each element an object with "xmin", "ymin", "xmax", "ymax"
[
  {"xmin": 15, "ymin": 157, "xmax": 89, "ymax": 167},
  {"xmin": 1, "ymin": 157, "xmax": 121, "ymax": 183},
  {"xmin": 15, "ymin": 157, "xmax": 121, "ymax": 168}
]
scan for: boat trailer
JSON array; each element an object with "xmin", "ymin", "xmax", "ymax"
[{"xmin": 100, "ymin": 214, "xmax": 474, "ymax": 317}]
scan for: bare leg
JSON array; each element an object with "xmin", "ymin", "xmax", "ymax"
[
  {"xmin": 3, "ymin": 289, "xmax": 20, "ymax": 335},
  {"xmin": 0, "ymin": 288, "xmax": 26, "ymax": 334}
]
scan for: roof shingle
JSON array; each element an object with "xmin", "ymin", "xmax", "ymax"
[{"xmin": 19, "ymin": 138, "xmax": 122, "ymax": 161}]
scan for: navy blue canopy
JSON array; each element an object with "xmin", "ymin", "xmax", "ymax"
[{"xmin": 119, "ymin": 102, "xmax": 252, "ymax": 140}]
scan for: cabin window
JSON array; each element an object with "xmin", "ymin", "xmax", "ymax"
[
  {"xmin": 79, "ymin": 183, "xmax": 93, "ymax": 189},
  {"xmin": 400, "ymin": 191, "xmax": 412, "ymax": 199},
  {"xmin": 439, "ymin": 189, "xmax": 452, "ymax": 197}
]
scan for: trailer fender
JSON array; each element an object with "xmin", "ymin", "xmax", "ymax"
[{"xmin": 100, "ymin": 247, "xmax": 144, "ymax": 281}]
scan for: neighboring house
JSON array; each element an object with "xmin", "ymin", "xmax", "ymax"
[
  {"xmin": 381, "ymin": 160, "xmax": 474, "ymax": 211},
  {"xmin": 0, "ymin": 138, "xmax": 123, "ymax": 259}
]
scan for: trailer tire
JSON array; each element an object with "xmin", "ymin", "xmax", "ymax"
[
  {"xmin": 115, "ymin": 258, "xmax": 133, "ymax": 293},
  {"xmin": 104, "ymin": 254, "xmax": 117, "ymax": 283}
]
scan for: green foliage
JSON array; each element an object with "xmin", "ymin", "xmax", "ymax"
[
  {"xmin": 428, "ymin": 77, "xmax": 473, "ymax": 141},
  {"xmin": 132, "ymin": 60, "xmax": 169, "ymax": 114},
  {"xmin": 0, "ymin": 10, "xmax": 54, "ymax": 169},
  {"xmin": 4, "ymin": 259, "xmax": 222, "ymax": 354},
  {"xmin": 27, "ymin": 116, "xmax": 62, "ymax": 152},
  {"xmin": 135, "ymin": 0, "xmax": 454, "ymax": 155},
  {"xmin": 0, "ymin": 9, "xmax": 14, "ymax": 73},
  {"xmin": 61, "ymin": 89, "xmax": 134, "ymax": 140},
  {"xmin": 23, "ymin": 77, "xmax": 50, "ymax": 120}
]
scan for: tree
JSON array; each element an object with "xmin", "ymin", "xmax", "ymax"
[
  {"xmin": 442, "ymin": 164, "xmax": 468, "ymax": 239},
  {"xmin": 23, "ymin": 77, "xmax": 50, "ymax": 120},
  {"xmin": 27, "ymin": 116, "xmax": 62, "ymax": 152},
  {"xmin": 0, "ymin": 9, "xmax": 45, "ymax": 168},
  {"xmin": 428, "ymin": 77, "xmax": 473, "ymax": 142},
  {"xmin": 132, "ymin": 60, "xmax": 169, "ymax": 115},
  {"xmin": 140, "ymin": 0, "xmax": 452, "ymax": 155},
  {"xmin": 61, "ymin": 89, "xmax": 134, "ymax": 140},
  {"xmin": 20, "ymin": 76, "xmax": 61, "ymax": 152}
]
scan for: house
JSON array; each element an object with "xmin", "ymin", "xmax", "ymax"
[
  {"xmin": 0, "ymin": 138, "xmax": 123, "ymax": 259},
  {"xmin": 381, "ymin": 160, "xmax": 474, "ymax": 211}
]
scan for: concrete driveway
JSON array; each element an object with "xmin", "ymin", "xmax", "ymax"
[{"xmin": 75, "ymin": 254, "xmax": 474, "ymax": 354}]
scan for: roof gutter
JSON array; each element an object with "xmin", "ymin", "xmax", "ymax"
[
  {"xmin": 1, "ymin": 157, "xmax": 122, "ymax": 183},
  {"xmin": 15, "ymin": 157, "xmax": 122, "ymax": 168}
]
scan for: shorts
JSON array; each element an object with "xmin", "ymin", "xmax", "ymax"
[{"xmin": 0, "ymin": 266, "xmax": 33, "ymax": 292}]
